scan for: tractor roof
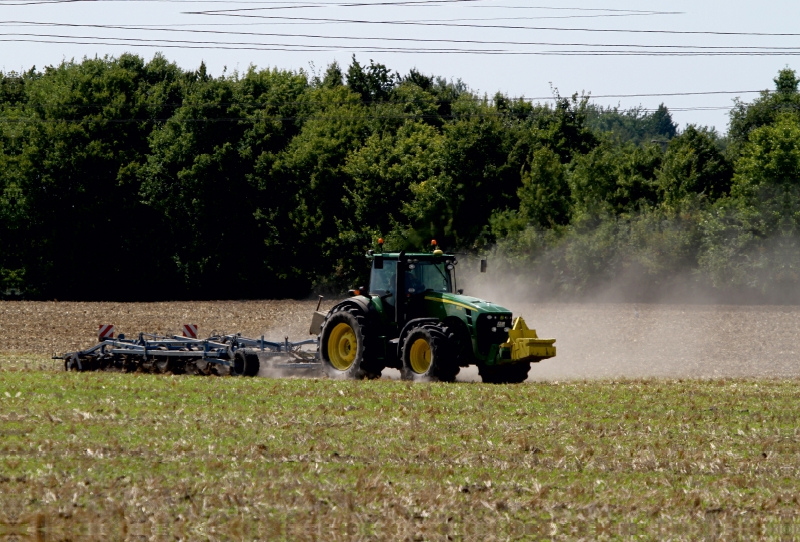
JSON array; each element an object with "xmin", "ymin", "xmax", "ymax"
[{"xmin": 369, "ymin": 252, "xmax": 454, "ymax": 259}]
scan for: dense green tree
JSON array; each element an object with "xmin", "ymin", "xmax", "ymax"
[
  {"xmin": 345, "ymin": 56, "xmax": 396, "ymax": 103},
  {"xmin": 399, "ymin": 98, "xmax": 521, "ymax": 249},
  {"xmin": 343, "ymin": 121, "xmax": 443, "ymax": 248},
  {"xmin": 319, "ymin": 61, "xmax": 344, "ymax": 88},
  {"xmin": 699, "ymin": 114, "xmax": 800, "ymax": 296},
  {"xmin": 12, "ymin": 54, "xmax": 185, "ymax": 299},
  {"xmin": 585, "ymin": 103, "xmax": 678, "ymax": 146},
  {"xmin": 517, "ymin": 146, "xmax": 570, "ymax": 228},
  {"xmin": 496, "ymin": 95, "xmax": 599, "ymax": 232},
  {"xmin": 568, "ymin": 141, "xmax": 662, "ymax": 219},
  {"xmin": 657, "ymin": 125, "xmax": 732, "ymax": 206},
  {"xmin": 728, "ymin": 68, "xmax": 800, "ymax": 152},
  {"xmin": 139, "ymin": 66, "xmax": 309, "ymax": 298},
  {"xmin": 0, "ymin": 71, "xmax": 28, "ymax": 294},
  {"xmin": 269, "ymin": 84, "xmax": 370, "ymax": 289},
  {"xmin": 730, "ymin": 114, "xmax": 800, "ymax": 230},
  {"xmin": 2, "ymin": 56, "xmax": 799, "ymax": 302}
]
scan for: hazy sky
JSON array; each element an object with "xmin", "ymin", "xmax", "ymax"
[{"xmin": 2, "ymin": 0, "xmax": 800, "ymax": 132}]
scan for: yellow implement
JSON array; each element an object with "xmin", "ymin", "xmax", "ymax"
[{"xmin": 500, "ymin": 317, "xmax": 556, "ymax": 363}]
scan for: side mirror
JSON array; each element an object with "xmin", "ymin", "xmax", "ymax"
[
  {"xmin": 374, "ymin": 255, "xmax": 384, "ymax": 269},
  {"xmin": 480, "ymin": 259, "xmax": 487, "ymax": 273}
]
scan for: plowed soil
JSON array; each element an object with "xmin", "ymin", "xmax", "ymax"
[{"xmin": 2, "ymin": 300, "xmax": 800, "ymax": 380}]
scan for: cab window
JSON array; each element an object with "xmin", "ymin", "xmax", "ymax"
[
  {"xmin": 405, "ymin": 261, "xmax": 453, "ymax": 294},
  {"xmin": 369, "ymin": 259, "xmax": 397, "ymax": 297}
]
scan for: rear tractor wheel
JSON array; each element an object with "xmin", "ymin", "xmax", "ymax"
[{"xmin": 319, "ymin": 305, "xmax": 379, "ymax": 380}]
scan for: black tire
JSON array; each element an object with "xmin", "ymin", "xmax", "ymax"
[
  {"xmin": 244, "ymin": 350, "xmax": 260, "ymax": 377},
  {"xmin": 400, "ymin": 323, "xmax": 459, "ymax": 383},
  {"xmin": 232, "ymin": 351, "xmax": 245, "ymax": 377},
  {"xmin": 319, "ymin": 304, "xmax": 379, "ymax": 380},
  {"xmin": 232, "ymin": 349, "xmax": 260, "ymax": 377},
  {"xmin": 443, "ymin": 317, "xmax": 475, "ymax": 368},
  {"xmin": 478, "ymin": 361, "xmax": 531, "ymax": 384}
]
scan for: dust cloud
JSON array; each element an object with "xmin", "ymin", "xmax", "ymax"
[
  {"xmin": 454, "ymin": 257, "xmax": 800, "ymax": 381},
  {"xmin": 387, "ymin": 299, "xmax": 800, "ymax": 382}
]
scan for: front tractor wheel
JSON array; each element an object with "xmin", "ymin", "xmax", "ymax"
[
  {"xmin": 400, "ymin": 323, "xmax": 458, "ymax": 383},
  {"xmin": 319, "ymin": 307, "xmax": 376, "ymax": 380}
]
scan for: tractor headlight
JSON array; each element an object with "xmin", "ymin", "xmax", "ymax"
[
  {"xmin": 504, "ymin": 327, "xmax": 510, "ymax": 332},
  {"xmin": 491, "ymin": 327, "xmax": 497, "ymax": 332}
]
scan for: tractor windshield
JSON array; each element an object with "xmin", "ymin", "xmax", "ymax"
[
  {"xmin": 369, "ymin": 258, "xmax": 455, "ymax": 300},
  {"xmin": 370, "ymin": 259, "xmax": 398, "ymax": 300},
  {"xmin": 405, "ymin": 261, "xmax": 453, "ymax": 294}
]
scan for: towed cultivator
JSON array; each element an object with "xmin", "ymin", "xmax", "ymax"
[{"xmin": 54, "ymin": 325, "xmax": 319, "ymax": 377}]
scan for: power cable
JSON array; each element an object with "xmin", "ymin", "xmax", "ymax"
[
  {"xmin": 183, "ymin": 1, "xmax": 676, "ymax": 13},
  {"xmin": 5, "ymin": 36, "xmax": 800, "ymax": 55},
  {"xmin": 181, "ymin": 13, "xmax": 800, "ymax": 38},
  {"xmin": 4, "ymin": 22, "xmax": 800, "ymax": 51},
  {"xmin": 0, "ymin": 0, "xmax": 679, "ymax": 11},
  {"xmin": 0, "ymin": 0, "xmax": 679, "ymax": 21}
]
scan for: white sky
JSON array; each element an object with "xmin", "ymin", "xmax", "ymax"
[{"xmin": 2, "ymin": 0, "xmax": 800, "ymax": 133}]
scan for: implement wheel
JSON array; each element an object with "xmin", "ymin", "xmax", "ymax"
[
  {"xmin": 319, "ymin": 305, "xmax": 378, "ymax": 380},
  {"xmin": 400, "ymin": 323, "xmax": 458, "ymax": 383},
  {"xmin": 233, "ymin": 350, "xmax": 260, "ymax": 377},
  {"xmin": 478, "ymin": 361, "xmax": 531, "ymax": 384}
]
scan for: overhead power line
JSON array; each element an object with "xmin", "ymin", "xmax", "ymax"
[
  {"xmin": 194, "ymin": 2, "xmax": 679, "ymax": 15},
  {"xmin": 0, "ymin": 1, "xmax": 680, "ymax": 21},
  {"xmin": 181, "ymin": 13, "xmax": 800, "ymax": 38},
  {"xmin": 5, "ymin": 35, "xmax": 800, "ymax": 56},
  {"xmin": 5, "ymin": 21, "xmax": 800, "ymax": 52},
  {"xmin": 0, "ymin": 0, "xmax": 681, "ymax": 13}
]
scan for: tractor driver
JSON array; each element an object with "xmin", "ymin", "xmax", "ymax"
[
  {"xmin": 370, "ymin": 261, "xmax": 397, "ymax": 307},
  {"xmin": 404, "ymin": 269, "xmax": 425, "ymax": 294}
]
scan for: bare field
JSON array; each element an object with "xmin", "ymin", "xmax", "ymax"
[
  {"xmin": 2, "ymin": 302, "xmax": 800, "ymax": 538},
  {"xmin": 2, "ymin": 300, "xmax": 800, "ymax": 380},
  {"xmin": 1, "ymin": 373, "xmax": 799, "ymax": 540}
]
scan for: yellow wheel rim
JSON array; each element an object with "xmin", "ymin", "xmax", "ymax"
[
  {"xmin": 328, "ymin": 322, "xmax": 358, "ymax": 370},
  {"xmin": 409, "ymin": 338, "xmax": 432, "ymax": 374}
]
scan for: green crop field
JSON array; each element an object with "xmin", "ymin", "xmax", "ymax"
[{"xmin": 1, "ymin": 361, "xmax": 799, "ymax": 540}]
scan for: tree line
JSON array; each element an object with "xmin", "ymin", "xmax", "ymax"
[{"xmin": 1, "ymin": 53, "xmax": 798, "ymax": 301}]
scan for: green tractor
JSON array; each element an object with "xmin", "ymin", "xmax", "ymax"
[{"xmin": 312, "ymin": 242, "xmax": 556, "ymax": 384}]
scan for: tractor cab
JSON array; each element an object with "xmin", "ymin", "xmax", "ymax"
[{"xmin": 368, "ymin": 250, "xmax": 457, "ymax": 327}]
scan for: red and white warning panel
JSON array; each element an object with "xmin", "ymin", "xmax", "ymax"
[
  {"xmin": 182, "ymin": 324, "xmax": 198, "ymax": 339},
  {"xmin": 98, "ymin": 324, "xmax": 115, "ymax": 340}
]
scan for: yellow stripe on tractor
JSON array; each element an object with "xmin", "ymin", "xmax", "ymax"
[{"xmin": 500, "ymin": 317, "xmax": 556, "ymax": 363}]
